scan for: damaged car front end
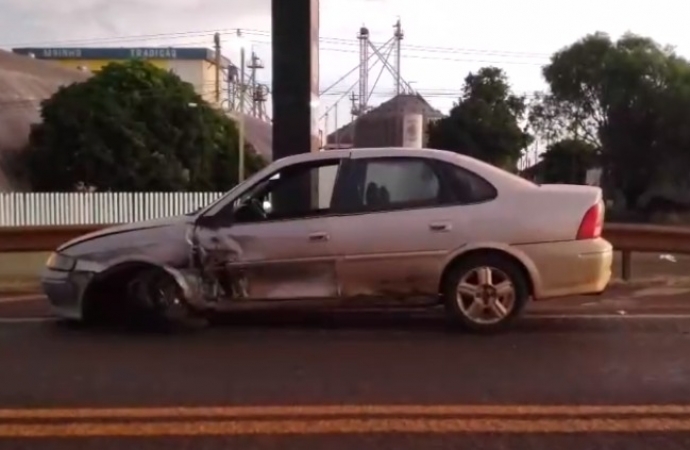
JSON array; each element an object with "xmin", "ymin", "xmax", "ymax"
[
  {"xmin": 41, "ymin": 169, "xmax": 262, "ymax": 325},
  {"xmin": 41, "ymin": 214, "xmax": 210, "ymax": 323},
  {"xmin": 40, "ymin": 152, "xmax": 336, "ymax": 326}
]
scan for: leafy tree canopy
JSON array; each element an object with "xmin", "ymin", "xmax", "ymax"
[
  {"xmin": 24, "ymin": 60, "xmax": 266, "ymax": 192},
  {"xmin": 530, "ymin": 32, "xmax": 690, "ymax": 208},
  {"xmin": 427, "ymin": 67, "xmax": 532, "ymax": 171}
]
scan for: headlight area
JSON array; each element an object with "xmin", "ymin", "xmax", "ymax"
[{"xmin": 45, "ymin": 252, "xmax": 77, "ymax": 271}]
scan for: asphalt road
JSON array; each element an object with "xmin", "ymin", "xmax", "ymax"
[{"xmin": 2, "ymin": 294, "xmax": 690, "ymax": 449}]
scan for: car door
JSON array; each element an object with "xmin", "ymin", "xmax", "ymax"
[
  {"xmin": 194, "ymin": 157, "xmax": 346, "ymax": 300},
  {"xmin": 329, "ymin": 155, "xmax": 494, "ymax": 299}
]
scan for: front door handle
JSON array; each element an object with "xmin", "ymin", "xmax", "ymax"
[
  {"xmin": 429, "ymin": 222, "xmax": 451, "ymax": 232},
  {"xmin": 308, "ymin": 231, "xmax": 330, "ymax": 242}
]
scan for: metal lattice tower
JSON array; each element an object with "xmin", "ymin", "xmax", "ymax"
[
  {"xmin": 353, "ymin": 25, "xmax": 370, "ymax": 116},
  {"xmin": 321, "ymin": 20, "xmax": 416, "ymax": 141},
  {"xmin": 393, "ymin": 19, "xmax": 404, "ymax": 95}
]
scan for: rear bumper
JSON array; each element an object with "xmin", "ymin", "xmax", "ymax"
[{"xmin": 515, "ymin": 238, "xmax": 613, "ymax": 299}]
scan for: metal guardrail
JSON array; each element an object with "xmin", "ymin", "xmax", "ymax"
[
  {"xmin": 1, "ymin": 223, "xmax": 689, "ymax": 280},
  {"xmin": 603, "ymin": 223, "xmax": 690, "ymax": 280},
  {"xmin": 0, "ymin": 224, "xmax": 106, "ymax": 253}
]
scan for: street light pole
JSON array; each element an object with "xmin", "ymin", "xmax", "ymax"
[{"xmin": 237, "ymin": 30, "xmax": 247, "ymax": 183}]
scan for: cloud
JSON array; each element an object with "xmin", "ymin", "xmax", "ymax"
[
  {"xmin": 0, "ymin": 0, "xmax": 423, "ymax": 125},
  {"xmin": 0, "ymin": 0, "xmax": 271, "ymax": 47}
]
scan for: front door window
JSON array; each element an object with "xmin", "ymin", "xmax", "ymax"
[{"xmin": 232, "ymin": 160, "xmax": 341, "ymax": 223}]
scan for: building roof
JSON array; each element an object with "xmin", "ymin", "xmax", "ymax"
[
  {"xmin": 520, "ymin": 160, "xmax": 544, "ymax": 179},
  {"xmin": 225, "ymin": 112, "xmax": 273, "ymax": 162},
  {"xmin": 0, "ymin": 50, "xmax": 89, "ymax": 191},
  {"xmin": 326, "ymin": 93, "xmax": 444, "ymax": 147},
  {"xmin": 12, "ymin": 47, "xmax": 234, "ymax": 68}
]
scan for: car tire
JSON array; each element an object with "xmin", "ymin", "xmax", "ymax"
[
  {"xmin": 127, "ymin": 268, "xmax": 207, "ymax": 332},
  {"xmin": 442, "ymin": 253, "xmax": 529, "ymax": 333}
]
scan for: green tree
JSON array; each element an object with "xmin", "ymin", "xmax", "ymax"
[
  {"xmin": 531, "ymin": 32, "xmax": 690, "ymax": 208},
  {"xmin": 540, "ymin": 139, "xmax": 597, "ymax": 184},
  {"xmin": 24, "ymin": 60, "xmax": 265, "ymax": 192},
  {"xmin": 427, "ymin": 67, "xmax": 532, "ymax": 170},
  {"xmin": 531, "ymin": 32, "xmax": 613, "ymax": 146}
]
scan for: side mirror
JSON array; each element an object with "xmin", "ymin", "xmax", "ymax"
[{"xmin": 196, "ymin": 211, "xmax": 232, "ymax": 228}]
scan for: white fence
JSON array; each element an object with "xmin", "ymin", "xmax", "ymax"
[{"xmin": 0, "ymin": 192, "xmax": 225, "ymax": 227}]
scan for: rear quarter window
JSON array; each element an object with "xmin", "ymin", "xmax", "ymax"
[{"xmin": 442, "ymin": 163, "xmax": 498, "ymax": 204}]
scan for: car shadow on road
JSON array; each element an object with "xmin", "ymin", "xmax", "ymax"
[
  {"xmin": 50, "ymin": 307, "xmax": 453, "ymax": 337},
  {"xmin": 45, "ymin": 306, "xmax": 690, "ymax": 338}
]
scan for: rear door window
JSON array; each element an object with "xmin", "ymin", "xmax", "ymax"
[{"xmin": 350, "ymin": 157, "xmax": 443, "ymax": 212}]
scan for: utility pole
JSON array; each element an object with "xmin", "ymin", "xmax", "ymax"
[
  {"xmin": 393, "ymin": 18, "xmax": 404, "ymax": 95},
  {"xmin": 323, "ymin": 110, "xmax": 329, "ymax": 149},
  {"xmin": 334, "ymin": 100, "xmax": 339, "ymax": 148},
  {"xmin": 349, "ymin": 91, "xmax": 358, "ymax": 121},
  {"xmin": 237, "ymin": 29, "xmax": 247, "ymax": 182},
  {"xmin": 226, "ymin": 64, "xmax": 238, "ymax": 110},
  {"xmin": 270, "ymin": 0, "xmax": 319, "ymax": 215},
  {"xmin": 213, "ymin": 32, "xmax": 221, "ymax": 105},
  {"xmin": 257, "ymin": 85, "xmax": 269, "ymax": 120},
  {"xmin": 247, "ymin": 52, "xmax": 264, "ymax": 117}
]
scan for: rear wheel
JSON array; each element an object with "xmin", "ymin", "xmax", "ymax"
[{"xmin": 443, "ymin": 253, "xmax": 529, "ymax": 333}]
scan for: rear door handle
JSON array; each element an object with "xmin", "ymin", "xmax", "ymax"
[
  {"xmin": 308, "ymin": 231, "xmax": 330, "ymax": 241},
  {"xmin": 429, "ymin": 222, "xmax": 451, "ymax": 232}
]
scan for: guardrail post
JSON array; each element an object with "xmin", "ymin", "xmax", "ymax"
[{"xmin": 621, "ymin": 250, "xmax": 632, "ymax": 281}]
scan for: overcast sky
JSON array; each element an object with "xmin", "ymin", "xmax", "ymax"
[{"xmin": 2, "ymin": 0, "xmax": 690, "ymax": 133}]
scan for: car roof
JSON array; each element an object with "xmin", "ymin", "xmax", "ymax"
[{"xmin": 275, "ymin": 147, "xmax": 465, "ymax": 165}]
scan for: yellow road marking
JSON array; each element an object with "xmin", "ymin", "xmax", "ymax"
[
  {"xmin": 2, "ymin": 417, "xmax": 690, "ymax": 437},
  {"xmin": 4, "ymin": 405, "xmax": 690, "ymax": 437},
  {"xmin": 2, "ymin": 404, "xmax": 690, "ymax": 419}
]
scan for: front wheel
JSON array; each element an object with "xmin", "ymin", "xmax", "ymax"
[
  {"xmin": 443, "ymin": 253, "xmax": 529, "ymax": 333},
  {"xmin": 127, "ymin": 268, "xmax": 207, "ymax": 330}
]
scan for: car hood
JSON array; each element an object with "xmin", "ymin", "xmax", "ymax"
[{"xmin": 57, "ymin": 215, "xmax": 193, "ymax": 252}]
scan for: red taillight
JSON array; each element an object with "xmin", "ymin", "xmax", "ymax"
[{"xmin": 577, "ymin": 201, "xmax": 604, "ymax": 240}]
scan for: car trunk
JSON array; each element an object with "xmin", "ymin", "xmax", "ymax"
[{"xmin": 512, "ymin": 184, "xmax": 604, "ymax": 243}]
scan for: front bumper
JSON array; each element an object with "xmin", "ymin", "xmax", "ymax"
[{"xmin": 41, "ymin": 268, "xmax": 94, "ymax": 320}]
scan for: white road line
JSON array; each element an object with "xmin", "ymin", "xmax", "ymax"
[
  {"xmin": 527, "ymin": 313, "xmax": 690, "ymax": 320},
  {"xmin": 0, "ymin": 295, "xmax": 44, "ymax": 304}
]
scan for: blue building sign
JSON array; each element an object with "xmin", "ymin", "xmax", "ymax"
[{"xmin": 11, "ymin": 47, "xmax": 231, "ymax": 66}]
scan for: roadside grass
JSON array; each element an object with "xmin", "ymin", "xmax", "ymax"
[{"xmin": 0, "ymin": 252, "xmax": 49, "ymax": 294}]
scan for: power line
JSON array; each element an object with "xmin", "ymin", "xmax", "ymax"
[
  {"xmin": 0, "ymin": 30, "xmax": 222, "ymax": 48},
  {"xmin": 320, "ymin": 37, "xmax": 395, "ymax": 95},
  {"xmin": 1, "ymin": 67, "xmax": 528, "ymax": 103},
  {"xmin": 313, "ymin": 46, "xmax": 546, "ymax": 66},
  {"xmin": 0, "ymin": 26, "xmax": 549, "ymax": 121},
  {"xmin": 1, "ymin": 27, "xmax": 552, "ymax": 60},
  {"xmin": 242, "ymin": 30, "xmax": 551, "ymax": 59},
  {"xmin": 322, "ymin": 89, "xmax": 540, "ymax": 98},
  {"xmin": 149, "ymin": 37, "xmax": 547, "ymax": 67}
]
